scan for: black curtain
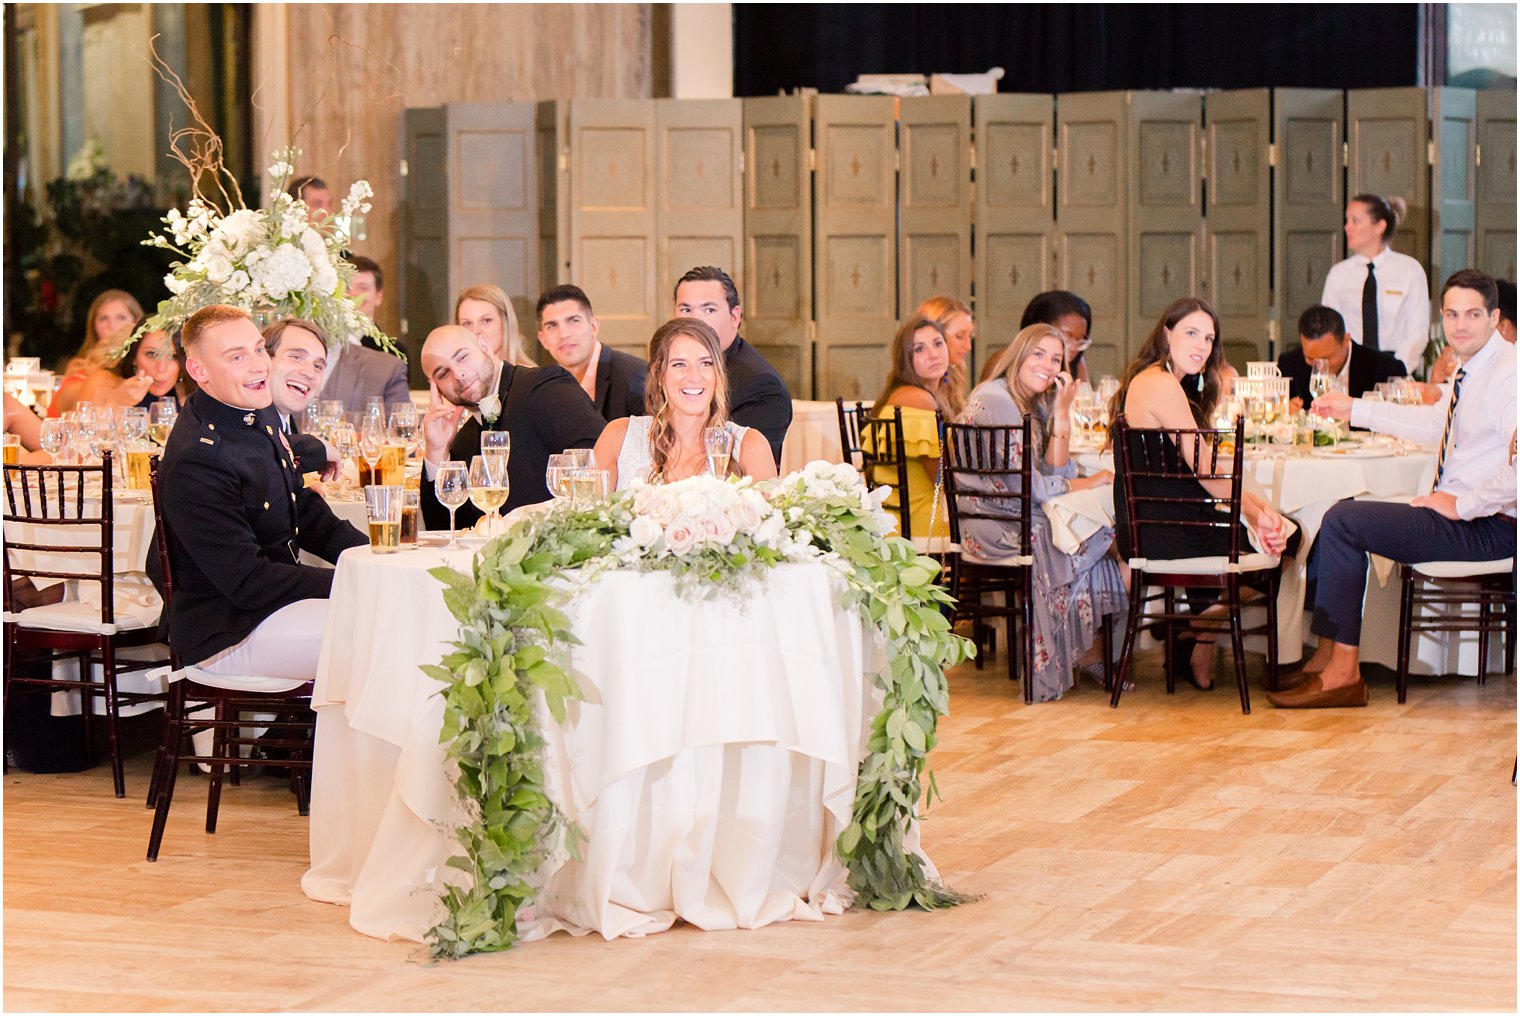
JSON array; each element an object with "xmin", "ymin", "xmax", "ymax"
[{"xmin": 734, "ymin": 4, "xmax": 1422, "ymax": 96}]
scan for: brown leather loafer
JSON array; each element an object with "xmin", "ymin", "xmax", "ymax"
[
  {"xmin": 1265, "ymin": 675, "xmax": 1369, "ymax": 709},
  {"xmin": 1272, "ymin": 667, "xmax": 1318, "ymax": 692}
]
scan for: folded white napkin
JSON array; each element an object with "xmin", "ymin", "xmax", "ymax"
[{"xmin": 1043, "ymin": 486, "xmax": 1115, "ymax": 555}]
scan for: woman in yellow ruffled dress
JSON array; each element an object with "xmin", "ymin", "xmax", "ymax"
[{"xmin": 866, "ymin": 315, "xmax": 955, "ymax": 541}]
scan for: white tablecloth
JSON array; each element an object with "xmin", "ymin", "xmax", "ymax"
[
  {"xmin": 1065, "ymin": 443, "xmax": 1495, "ymax": 672},
  {"xmin": 303, "ymin": 548, "xmax": 894, "ymax": 943},
  {"xmin": 780, "ymin": 400, "xmax": 851, "ymax": 476}
]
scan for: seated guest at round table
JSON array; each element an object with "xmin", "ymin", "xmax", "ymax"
[
  {"xmin": 1280, "ymin": 269, "xmax": 1517, "ymax": 708},
  {"xmin": 49, "ymin": 290, "xmax": 151, "ymax": 416},
  {"xmin": 1431, "ymin": 277, "xmax": 1516, "ymax": 387},
  {"xmin": 1108, "ymin": 296, "xmax": 1294, "ymax": 690},
  {"xmin": 869, "ymin": 316, "xmax": 956, "ymax": 541},
  {"xmin": 593, "ymin": 318, "xmax": 776, "ymax": 489},
  {"xmin": 914, "ymin": 294, "xmax": 972, "ymax": 418},
  {"xmin": 262, "ymin": 317, "xmax": 333, "ymax": 475},
  {"xmin": 537, "ymin": 283, "xmax": 647, "ymax": 422},
  {"xmin": 1279, "ymin": 304, "xmax": 1404, "ymax": 412},
  {"xmin": 4, "ymin": 393, "xmax": 53, "ymax": 463},
  {"xmin": 455, "ymin": 284, "xmax": 537, "ymax": 368},
  {"xmin": 957, "ymin": 323, "xmax": 1126, "ymax": 701},
  {"xmin": 147, "ymin": 305, "xmax": 366, "ymax": 681},
  {"xmin": 418, "ymin": 324, "xmax": 606, "ymax": 530},
  {"xmin": 115, "ymin": 330, "xmax": 187, "ymax": 409}
]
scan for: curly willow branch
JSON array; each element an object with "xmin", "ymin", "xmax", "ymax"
[{"xmin": 143, "ymin": 34, "xmax": 243, "ymax": 214}]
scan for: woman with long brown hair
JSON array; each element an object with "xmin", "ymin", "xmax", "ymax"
[
  {"xmin": 49, "ymin": 290, "xmax": 153, "ymax": 416},
  {"xmin": 869, "ymin": 316, "xmax": 957, "ymax": 540},
  {"xmin": 913, "ymin": 294, "xmax": 972, "ymax": 417},
  {"xmin": 1110, "ymin": 296, "xmax": 1294, "ymax": 690},
  {"xmin": 593, "ymin": 317, "xmax": 776, "ymax": 488},
  {"xmin": 957, "ymin": 323, "xmax": 1126, "ymax": 700}
]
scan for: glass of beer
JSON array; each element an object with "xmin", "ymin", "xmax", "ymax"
[
  {"xmin": 363, "ymin": 484, "xmax": 403, "ymax": 554},
  {"xmin": 125, "ymin": 443, "xmax": 154, "ymax": 490},
  {"xmin": 400, "ymin": 487, "xmax": 421, "ymax": 547},
  {"xmin": 2, "ymin": 433, "xmax": 20, "ymax": 467},
  {"xmin": 380, "ymin": 443, "xmax": 407, "ymax": 485}
]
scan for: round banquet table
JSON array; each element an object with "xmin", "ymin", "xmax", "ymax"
[
  {"xmin": 1066, "ymin": 440, "xmax": 1495, "ymax": 671},
  {"xmin": 302, "ymin": 542, "xmax": 909, "ymax": 943}
]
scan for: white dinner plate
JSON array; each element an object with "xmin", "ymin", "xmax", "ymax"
[{"xmin": 1311, "ymin": 443, "xmax": 1386, "ymax": 458}]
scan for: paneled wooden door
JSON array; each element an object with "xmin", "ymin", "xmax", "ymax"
[
  {"xmin": 898, "ymin": 95, "xmax": 972, "ymax": 331},
  {"xmin": 656, "ymin": 98, "xmax": 744, "ymax": 327},
  {"xmin": 1272, "ymin": 89, "xmax": 1344, "ymax": 351},
  {"xmin": 1430, "ymin": 88, "xmax": 1477, "ymax": 296},
  {"xmin": 1475, "ymin": 90, "xmax": 1517, "ymax": 283},
  {"xmin": 400, "ymin": 107, "xmax": 447, "ymax": 383},
  {"xmin": 568, "ymin": 99, "xmax": 658, "ymax": 355},
  {"xmin": 1055, "ymin": 91, "xmax": 1128, "ymax": 377},
  {"xmin": 444, "ymin": 102, "xmax": 541, "ymax": 360},
  {"xmin": 1347, "ymin": 88, "xmax": 1431, "ymax": 279},
  {"xmin": 537, "ymin": 100, "xmax": 570, "ymax": 318},
  {"xmin": 813, "ymin": 94, "xmax": 897, "ymax": 401},
  {"xmin": 1127, "ymin": 92, "xmax": 1204, "ymax": 369},
  {"xmin": 1203, "ymin": 89, "xmax": 1272, "ymax": 365},
  {"xmin": 973, "ymin": 94, "xmax": 1055, "ymax": 373},
  {"xmin": 743, "ymin": 94, "xmax": 814, "ymax": 398}
]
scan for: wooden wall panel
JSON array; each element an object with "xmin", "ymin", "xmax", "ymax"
[
  {"xmin": 1476, "ymin": 90, "xmax": 1517, "ymax": 283},
  {"xmin": 1347, "ymin": 87, "xmax": 1431, "ymax": 277},
  {"xmin": 1127, "ymin": 92, "xmax": 1204, "ymax": 367},
  {"xmin": 743, "ymin": 95, "xmax": 814, "ymax": 398},
  {"xmin": 974, "ymin": 94, "xmax": 1056, "ymax": 369},
  {"xmin": 656, "ymin": 98, "xmax": 744, "ymax": 323},
  {"xmin": 282, "ymin": 3, "xmax": 654, "ymax": 340},
  {"xmin": 898, "ymin": 96, "xmax": 972, "ymax": 324},
  {"xmin": 1430, "ymin": 89, "xmax": 1477, "ymax": 298},
  {"xmin": 399, "ymin": 108, "xmax": 446, "ymax": 382},
  {"xmin": 1273, "ymin": 88, "xmax": 1344, "ymax": 353},
  {"xmin": 1056, "ymin": 91, "xmax": 1128, "ymax": 377},
  {"xmin": 1203, "ymin": 89, "xmax": 1271, "ymax": 364}
]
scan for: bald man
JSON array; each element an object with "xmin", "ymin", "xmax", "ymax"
[{"xmin": 418, "ymin": 325, "xmax": 605, "ymax": 529}]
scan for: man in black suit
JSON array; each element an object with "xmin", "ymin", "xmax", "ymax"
[
  {"xmin": 263, "ymin": 317, "xmax": 333, "ymax": 475},
  {"xmin": 150, "ymin": 305, "xmax": 365, "ymax": 678},
  {"xmin": 673, "ymin": 266, "xmax": 792, "ymax": 466},
  {"xmin": 536, "ymin": 284, "xmax": 647, "ymax": 421},
  {"xmin": 1279, "ymin": 304, "xmax": 1404, "ymax": 412},
  {"xmin": 418, "ymin": 325, "xmax": 606, "ymax": 530}
]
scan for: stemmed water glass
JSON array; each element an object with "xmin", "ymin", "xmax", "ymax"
[
  {"xmin": 359, "ymin": 417, "xmax": 386, "ymax": 485},
  {"xmin": 1308, "ymin": 357, "xmax": 1332, "ymax": 404},
  {"xmin": 388, "ymin": 402, "xmax": 419, "ymax": 457},
  {"xmin": 38, "ymin": 419, "xmax": 65, "ymax": 462},
  {"xmin": 704, "ymin": 427, "xmax": 734, "ymax": 477},
  {"xmin": 149, "ymin": 399, "xmax": 177, "ymax": 446},
  {"xmin": 434, "ymin": 460, "xmax": 469, "ymax": 549},
  {"xmin": 545, "ymin": 452, "xmax": 574, "ymax": 499},
  {"xmin": 331, "ymin": 423, "xmax": 358, "ymax": 495}
]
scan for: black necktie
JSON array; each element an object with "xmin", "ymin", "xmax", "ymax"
[{"xmin": 1362, "ymin": 261, "xmax": 1380, "ymax": 352}]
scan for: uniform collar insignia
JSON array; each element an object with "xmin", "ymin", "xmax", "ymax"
[{"xmin": 243, "ymin": 413, "xmax": 256, "ymax": 426}]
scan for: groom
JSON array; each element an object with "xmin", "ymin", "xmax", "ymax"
[{"xmin": 418, "ymin": 324, "xmax": 605, "ymax": 530}]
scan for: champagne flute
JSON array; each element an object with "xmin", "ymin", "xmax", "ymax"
[
  {"xmin": 434, "ymin": 460, "xmax": 469, "ymax": 549},
  {"xmin": 467, "ymin": 454, "xmax": 508, "ymax": 520},
  {"xmin": 482, "ymin": 430, "xmax": 511, "ymax": 481},
  {"xmin": 545, "ymin": 452, "xmax": 574, "ymax": 499},
  {"xmin": 704, "ymin": 427, "xmax": 734, "ymax": 477}
]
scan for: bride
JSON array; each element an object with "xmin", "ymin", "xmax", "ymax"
[{"xmin": 594, "ymin": 318, "xmax": 778, "ymax": 489}]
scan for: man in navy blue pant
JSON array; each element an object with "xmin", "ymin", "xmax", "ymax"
[{"xmin": 1269, "ymin": 269, "xmax": 1517, "ymax": 708}]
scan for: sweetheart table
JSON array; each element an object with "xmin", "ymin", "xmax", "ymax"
[{"xmin": 302, "ymin": 543, "xmax": 903, "ymax": 943}]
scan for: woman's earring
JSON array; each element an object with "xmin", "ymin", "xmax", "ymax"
[{"xmin": 1196, "ymin": 372, "xmax": 1205, "ymax": 392}]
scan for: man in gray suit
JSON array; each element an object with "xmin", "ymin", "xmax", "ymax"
[{"xmin": 320, "ymin": 254, "xmax": 411, "ymax": 412}]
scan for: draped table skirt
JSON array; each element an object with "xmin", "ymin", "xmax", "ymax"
[{"xmin": 302, "ymin": 546, "xmax": 903, "ymax": 943}]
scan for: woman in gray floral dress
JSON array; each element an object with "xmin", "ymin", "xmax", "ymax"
[{"xmin": 956, "ymin": 324, "xmax": 1128, "ymax": 701}]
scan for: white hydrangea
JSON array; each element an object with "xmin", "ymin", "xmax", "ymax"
[
  {"xmin": 214, "ymin": 209, "xmax": 265, "ymax": 254},
  {"xmin": 249, "ymin": 243, "xmax": 313, "ymax": 300}
]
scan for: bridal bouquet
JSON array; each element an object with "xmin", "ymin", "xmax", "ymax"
[{"xmin": 123, "ymin": 147, "xmax": 400, "ymax": 358}]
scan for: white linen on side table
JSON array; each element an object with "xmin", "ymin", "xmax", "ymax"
[{"xmin": 304, "ymin": 550, "xmax": 897, "ymax": 944}]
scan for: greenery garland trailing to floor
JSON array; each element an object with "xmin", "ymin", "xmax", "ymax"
[{"xmin": 423, "ymin": 463, "xmax": 977, "ymax": 959}]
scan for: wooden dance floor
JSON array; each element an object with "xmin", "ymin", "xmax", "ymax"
[{"xmin": 5, "ymin": 649, "xmax": 1514, "ymax": 1012}]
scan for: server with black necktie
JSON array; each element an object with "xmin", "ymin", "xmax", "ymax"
[
  {"xmin": 1270, "ymin": 270, "xmax": 1517, "ymax": 708},
  {"xmin": 1320, "ymin": 193, "xmax": 1431, "ymax": 374}
]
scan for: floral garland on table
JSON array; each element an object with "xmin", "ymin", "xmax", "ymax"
[
  {"xmin": 423, "ymin": 462, "xmax": 978, "ymax": 959},
  {"xmin": 121, "ymin": 147, "xmax": 401, "ymax": 359}
]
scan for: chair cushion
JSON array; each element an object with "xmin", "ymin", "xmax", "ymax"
[
  {"xmin": 6, "ymin": 598, "xmax": 159, "ymax": 635},
  {"xmin": 1410, "ymin": 558, "xmax": 1514, "ymax": 578},
  {"xmin": 910, "ymin": 536, "xmax": 962, "ymax": 555},
  {"xmin": 960, "ymin": 552, "xmax": 1034, "ymax": 568},
  {"xmin": 1128, "ymin": 552, "xmax": 1281, "ymax": 575},
  {"xmin": 166, "ymin": 665, "xmax": 310, "ymax": 695}
]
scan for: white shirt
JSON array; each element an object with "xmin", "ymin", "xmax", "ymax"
[
  {"xmin": 1321, "ymin": 247, "xmax": 1432, "ymax": 373},
  {"xmin": 1350, "ymin": 332, "xmax": 1516, "ymax": 519}
]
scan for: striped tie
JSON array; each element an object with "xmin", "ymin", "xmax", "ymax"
[{"xmin": 1432, "ymin": 366, "xmax": 1466, "ymax": 490}]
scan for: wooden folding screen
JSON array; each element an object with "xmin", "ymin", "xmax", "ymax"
[
  {"xmin": 1272, "ymin": 89, "xmax": 1345, "ymax": 349},
  {"xmin": 898, "ymin": 96, "xmax": 973, "ymax": 327},
  {"xmin": 1475, "ymin": 91, "xmax": 1517, "ymax": 283},
  {"xmin": 1055, "ymin": 91, "xmax": 1129, "ymax": 378},
  {"xmin": 1204, "ymin": 90, "xmax": 1272, "ymax": 365}
]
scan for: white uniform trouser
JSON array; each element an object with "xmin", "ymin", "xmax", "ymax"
[{"xmin": 189, "ymin": 599, "xmax": 330, "ymax": 761}]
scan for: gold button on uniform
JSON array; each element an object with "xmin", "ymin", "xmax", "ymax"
[{"xmin": 263, "ymin": 501, "xmax": 270, "ymax": 509}]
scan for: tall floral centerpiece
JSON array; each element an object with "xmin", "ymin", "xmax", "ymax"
[{"xmin": 118, "ymin": 147, "xmax": 400, "ymax": 359}]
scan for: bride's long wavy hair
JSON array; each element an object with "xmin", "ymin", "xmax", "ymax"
[{"xmin": 644, "ymin": 317, "xmax": 731, "ymax": 481}]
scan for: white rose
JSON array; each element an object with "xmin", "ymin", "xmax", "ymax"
[
  {"xmin": 831, "ymin": 462, "xmax": 859, "ymax": 486},
  {"xmin": 664, "ymin": 515, "xmax": 698, "ymax": 555},
  {"xmin": 226, "ymin": 269, "xmax": 250, "ymax": 294},
  {"xmin": 697, "ymin": 509, "xmax": 737, "ymax": 546},
  {"xmin": 679, "ymin": 488, "xmax": 710, "ymax": 517},
  {"xmin": 729, "ymin": 496, "xmax": 763, "ymax": 533},
  {"xmin": 202, "ymin": 250, "xmax": 234, "ymax": 284},
  {"xmin": 164, "ymin": 273, "xmax": 189, "ymax": 296},
  {"xmin": 629, "ymin": 514, "xmax": 662, "ymax": 549},
  {"xmin": 215, "ymin": 209, "xmax": 264, "ymax": 253},
  {"xmin": 753, "ymin": 511, "xmax": 784, "ymax": 548},
  {"xmin": 631, "ymin": 484, "xmax": 655, "ymax": 514},
  {"xmin": 645, "ymin": 490, "xmax": 680, "ymax": 526}
]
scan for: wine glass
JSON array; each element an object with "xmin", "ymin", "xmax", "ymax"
[
  {"xmin": 301, "ymin": 402, "xmax": 323, "ymax": 438},
  {"xmin": 149, "ymin": 399, "xmax": 177, "ymax": 446},
  {"xmin": 1308, "ymin": 358, "xmax": 1332, "ymax": 403},
  {"xmin": 358, "ymin": 417, "xmax": 386, "ymax": 485},
  {"xmin": 562, "ymin": 447, "xmax": 593, "ymax": 469},
  {"xmin": 704, "ymin": 427, "xmax": 734, "ymax": 477},
  {"xmin": 482, "ymin": 430, "xmax": 511, "ymax": 481},
  {"xmin": 38, "ymin": 419, "xmax": 65, "ymax": 461},
  {"xmin": 434, "ymin": 460, "xmax": 469, "ymax": 550},
  {"xmin": 119, "ymin": 407, "xmax": 149, "ymax": 445},
  {"xmin": 545, "ymin": 452, "xmax": 574, "ymax": 499},
  {"xmin": 468, "ymin": 454, "xmax": 509, "ymax": 523},
  {"xmin": 319, "ymin": 399, "xmax": 345, "ymax": 434},
  {"xmin": 388, "ymin": 403, "xmax": 418, "ymax": 456},
  {"xmin": 331, "ymin": 423, "xmax": 358, "ymax": 495}
]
